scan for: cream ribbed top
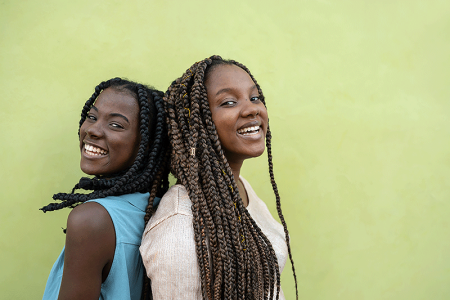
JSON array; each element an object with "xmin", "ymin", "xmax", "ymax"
[{"xmin": 140, "ymin": 176, "xmax": 287, "ymax": 299}]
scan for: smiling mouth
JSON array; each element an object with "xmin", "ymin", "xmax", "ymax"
[
  {"xmin": 237, "ymin": 125, "xmax": 260, "ymax": 136},
  {"xmin": 84, "ymin": 144, "xmax": 108, "ymax": 156}
]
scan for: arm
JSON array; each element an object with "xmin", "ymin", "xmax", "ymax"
[
  {"xmin": 140, "ymin": 214, "xmax": 203, "ymax": 300},
  {"xmin": 58, "ymin": 202, "xmax": 115, "ymax": 300}
]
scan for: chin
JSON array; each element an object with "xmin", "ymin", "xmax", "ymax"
[
  {"xmin": 253, "ymin": 144, "xmax": 267, "ymax": 157},
  {"xmin": 245, "ymin": 148, "xmax": 266, "ymax": 160},
  {"xmin": 80, "ymin": 163, "xmax": 100, "ymax": 176},
  {"xmin": 80, "ymin": 168, "xmax": 98, "ymax": 176},
  {"xmin": 253, "ymin": 149, "xmax": 266, "ymax": 158}
]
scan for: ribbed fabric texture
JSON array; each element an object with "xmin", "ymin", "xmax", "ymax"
[
  {"xmin": 140, "ymin": 176, "xmax": 287, "ymax": 300},
  {"xmin": 43, "ymin": 192, "xmax": 150, "ymax": 300}
]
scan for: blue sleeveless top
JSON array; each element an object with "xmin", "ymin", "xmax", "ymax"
[{"xmin": 42, "ymin": 192, "xmax": 158, "ymax": 300}]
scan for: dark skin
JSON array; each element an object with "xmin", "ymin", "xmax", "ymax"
[
  {"xmin": 205, "ymin": 65, "xmax": 269, "ymax": 207},
  {"xmin": 58, "ymin": 88, "xmax": 140, "ymax": 300},
  {"xmin": 58, "ymin": 203, "xmax": 115, "ymax": 299}
]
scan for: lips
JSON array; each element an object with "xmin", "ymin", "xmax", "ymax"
[
  {"xmin": 83, "ymin": 143, "xmax": 108, "ymax": 156},
  {"xmin": 237, "ymin": 120, "xmax": 262, "ymax": 137},
  {"xmin": 237, "ymin": 125, "xmax": 260, "ymax": 136}
]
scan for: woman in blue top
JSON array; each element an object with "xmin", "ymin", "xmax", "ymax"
[{"xmin": 41, "ymin": 78, "xmax": 170, "ymax": 300}]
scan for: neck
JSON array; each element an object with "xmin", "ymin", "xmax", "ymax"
[
  {"xmin": 228, "ymin": 160, "xmax": 248, "ymax": 207},
  {"xmin": 229, "ymin": 163, "xmax": 241, "ymax": 185}
]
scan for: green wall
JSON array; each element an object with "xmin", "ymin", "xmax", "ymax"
[{"xmin": 1, "ymin": 0, "xmax": 449, "ymax": 299}]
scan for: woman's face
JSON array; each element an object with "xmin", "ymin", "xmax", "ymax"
[
  {"xmin": 79, "ymin": 87, "xmax": 140, "ymax": 176},
  {"xmin": 205, "ymin": 64, "xmax": 268, "ymax": 166}
]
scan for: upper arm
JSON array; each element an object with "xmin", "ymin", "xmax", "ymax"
[
  {"xmin": 140, "ymin": 214, "xmax": 203, "ymax": 300},
  {"xmin": 58, "ymin": 202, "xmax": 115, "ymax": 300}
]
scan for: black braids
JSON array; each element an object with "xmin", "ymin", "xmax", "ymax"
[
  {"xmin": 141, "ymin": 153, "xmax": 170, "ymax": 300},
  {"xmin": 110, "ymin": 84, "xmax": 152, "ymax": 193},
  {"xmin": 142, "ymin": 151, "xmax": 171, "ymax": 300},
  {"xmin": 143, "ymin": 149, "xmax": 170, "ymax": 224},
  {"xmin": 118, "ymin": 83, "xmax": 153, "ymax": 191},
  {"xmin": 40, "ymin": 78, "xmax": 170, "ymax": 238}
]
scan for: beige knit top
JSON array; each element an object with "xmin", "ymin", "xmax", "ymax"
[{"xmin": 140, "ymin": 176, "xmax": 287, "ymax": 299}]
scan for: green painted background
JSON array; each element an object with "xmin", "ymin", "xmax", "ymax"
[{"xmin": 1, "ymin": 0, "xmax": 449, "ymax": 299}]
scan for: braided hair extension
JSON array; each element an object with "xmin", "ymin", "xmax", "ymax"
[
  {"xmin": 163, "ymin": 55, "xmax": 298, "ymax": 299},
  {"xmin": 40, "ymin": 78, "xmax": 170, "ymax": 217}
]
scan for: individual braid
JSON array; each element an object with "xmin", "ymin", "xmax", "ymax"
[
  {"xmin": 40, "ymin": 78, "xmax": 170, "ymax": 215},
  {"xmin": 163, "ymin": 56, "xmax": 298, "ymax": 299}
]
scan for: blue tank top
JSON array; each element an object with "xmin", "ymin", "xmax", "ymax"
[{"xmin": 42, "ymin": 192, "xmax": 159, "ymax": 300}]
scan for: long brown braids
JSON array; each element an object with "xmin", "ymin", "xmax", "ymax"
[{"xmin": 159, "ymin": 55, "xmax": 298, "ymax": 299}]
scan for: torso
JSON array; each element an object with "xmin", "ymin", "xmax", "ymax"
[
  {"xmin": 140, "ymin": 177, "xmax": 287, "ymax": 299},
  {"xmin": 43, "ymin": 193, "xmax": 149, "ymax": 300}
]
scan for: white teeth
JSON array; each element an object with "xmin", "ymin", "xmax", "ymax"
[
  {"xmin": 84, "ymin": 144, "xmax": 107, "ymax": 155},
  {"xmin": 237, "ymin": 126, "xmax": 260, "ymax": 135}
]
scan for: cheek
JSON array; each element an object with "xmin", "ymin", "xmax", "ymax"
[
  {"xmin": 79, "ymin": 126, "xmax": 86, "ymax": 142},
  {"xmin": 215, "ymin": 119, "xmax": 234, "ymax": 139},
  {"xmin": 261, "ymin": 108, "xmax": 269, "ymax": 127},
  {"xmin": 131, "ymin": 137, "xmax": 140, "ymax": 158},
  {"xmin": 79, "ymin": 122, "xmax": 86, "ymax": 134},
  {"xmin": 260, "ymin": 105, "xmax": 268, "ymax": 118},
  {"xmin": 125, "ymin": 133, "xmax": 140, "ymax": 160}
]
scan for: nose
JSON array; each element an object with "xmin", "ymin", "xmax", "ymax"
[
  {"xmin": 241, "ymin": 100, "xmax": 260, "ymax": 118},
  {"xmin": 84, "ymin": 121, "xmax": 104, "ymax": 139}
]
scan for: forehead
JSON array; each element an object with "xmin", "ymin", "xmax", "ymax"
[
  {"xmin": 94, "ymin": 88, "xmax": 139, "ymax": 116},
  {"xmin": 205, "ymin": 64, "xmax": 255, "ymax": 93}
]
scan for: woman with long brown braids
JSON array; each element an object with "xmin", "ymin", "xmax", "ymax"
[{"xmin": 140, "ymin": 56, "xmax": 298, "ymax": 299}]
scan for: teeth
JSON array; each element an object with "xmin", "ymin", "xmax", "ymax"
[
  {"xmin": 84, "ymin": 144, "xmax": 107, "ymax": 155},
  {"xmin": 237, "ymin": 126, "xmax": 260, "ymax": 134}
]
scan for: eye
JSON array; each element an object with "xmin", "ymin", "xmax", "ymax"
[
  {"xmin": 110, "ymin": 123, "xmax": 124, "ymax": 129},
  {"xmin": 250, "ymin": 96, "xmax": 261, "ymax": 103},
  {"xmin": 220, "ymin": 99, "xmax": 237, "ymax": 107},
  {"xmin": 86, "ymin": 114, "xmax": 96, "ymax": 121}
]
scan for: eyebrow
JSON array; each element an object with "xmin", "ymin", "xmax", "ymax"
[
  {"xmin": 215, "ymin": 84, "xmax": 257, "ymax": 96},
  {"xmin": 110, "ymin": 113, "xmax": 130, "ymax": 124},
  {"xmin": 90, "ymin": 106, "xmax": 130, "ymax": 124}
]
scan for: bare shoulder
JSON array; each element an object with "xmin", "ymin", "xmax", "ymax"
[
  {"xmin": 65, "ymin": 202, "xmax": 115, "ymax": 254},
  {"xmin": 67, "ymin": 202, "xmax": 113, "ymax": 236},
  {"xmin": 60, "ymin": 202, "xmax": 116, "ymax": 299}
]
